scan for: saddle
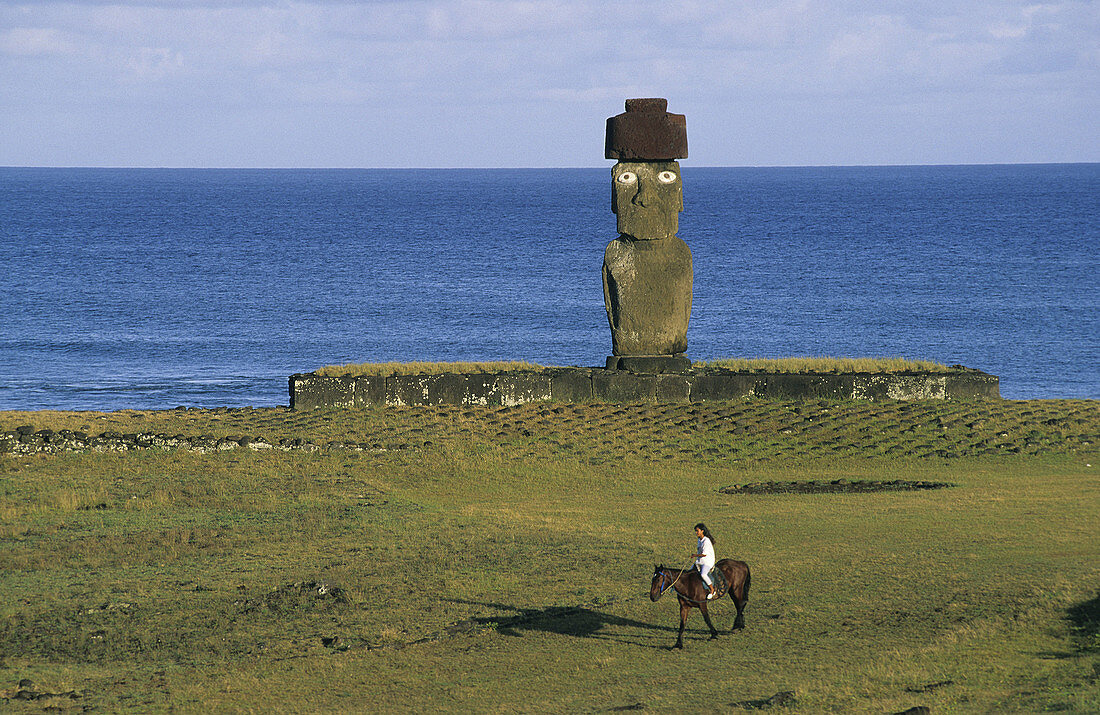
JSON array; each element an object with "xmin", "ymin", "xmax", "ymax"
[{"xmin": 701, "ymin": 566, "xmax": 728, "ymax": 599}]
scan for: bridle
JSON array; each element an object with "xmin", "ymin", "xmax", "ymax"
[
  {"xmin": 653, "ymin": 566, "xmax": 687, "ymax": 598},
  {"xmin": 653, "ymin": 563, "xmax": 711, "ymax": 605}
]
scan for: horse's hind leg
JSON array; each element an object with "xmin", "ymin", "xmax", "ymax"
[
  {"xmin": 724, "ymin": 584, "xmax": 749, "ymax": 631},
  {"xmin": 729, "ymin": 573, "xmax": 750, "ymax": 631},
  {"xmin": 731, "ymin": 596, "xmax": 746, "ymax": 631}
]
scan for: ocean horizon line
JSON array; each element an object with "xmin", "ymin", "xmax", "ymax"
[{"xmin": 2, "ymin": 161, "xmax": 1097, "ymax": 172}]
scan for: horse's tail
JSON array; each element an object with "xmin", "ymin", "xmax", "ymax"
[{"xmin": 742, "ymin": 565, "xmax": 751, "ymax": 602}]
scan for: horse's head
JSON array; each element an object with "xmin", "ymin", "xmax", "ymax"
[{"xmin": 650, "ymin": 565, "xmax": 669, "ymax": 602}]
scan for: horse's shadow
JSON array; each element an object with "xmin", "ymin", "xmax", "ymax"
[
  {"xmin": 445, "ymin": 598, "xmax": 687, "ymax": 649},
  {"xmin": 1067, "ymin": 593, "xmax": 1100, "ymax": 653}
]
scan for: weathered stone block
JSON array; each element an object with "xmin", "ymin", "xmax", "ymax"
[
  {"xmin": 814, "ymin": 375, "xmax": 857, "ymax": 399},
  {"xmin": 425, "ymin": 373, "xmax": 469, "ymax": 405},
  {"xmin": 351, "ymin": 376, "xmax": 386, "ymax": 407},
  {"xmin": 690, "ymin": 373, "xmax": 757, "ymax": 402},
  {"xmin": 386, "ymin": 374, "xmax": 438, "ymax": 407},
  {"xmin": 467, "ymin": 373, "xmax": 553, "ymax": 406},
  {"xmin": 289, "ymin": 374, "xmax": 355, "ymax": 409},
  {"xmin": 761, "ymin": 374, "xmax": 825, "ymax": 399},
  {"xmin": 656, "ymin": 374, "xmax": 691, "ymax": 402},
  {"xmin": 945, "ymin": 371, "xmax": 1001, "ymax": 399},
  {"xmin": 463, "ymin": 374, "xmax": 500, "ymax": 406},
  {"xmin": 550, "ymin": 369, "xmax": 594, "ymax": 402},
  {"xmin": 607, "ymin": 355, "xmax": 692, "ymax": 373},
  {"xmin": 593, "ymin": 372, "xmax": 657, "ymax": 403},
  {"xmin": 503, "ymin": 373, "xmax": 555, "ymax": 406}
]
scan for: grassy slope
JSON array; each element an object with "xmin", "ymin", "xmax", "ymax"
[{"xmin": 1, "ymin": 399, "xmax": 1098, "ymax": 713}]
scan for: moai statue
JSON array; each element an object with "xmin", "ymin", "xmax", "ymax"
[{"xmin": 602, "ymin": 98, "xmax": 692, "ymax": 373}]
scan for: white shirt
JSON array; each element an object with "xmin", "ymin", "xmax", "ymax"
[{"xmin": 697, "ymin": 536, "xmax": 715, "ymax": 566}]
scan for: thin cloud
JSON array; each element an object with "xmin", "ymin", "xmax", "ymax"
[
  {"xmin": 0, "ymin": 26, "xmax": 76, "ymax": 55},
  {"xmin": 1, "ymin": 0, "xmax": 1096, "ymax": 166}
]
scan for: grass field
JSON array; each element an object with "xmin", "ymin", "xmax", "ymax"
[{"xmin": 1, "ymin": 398, "xmax": 1098, "ymax": 712}]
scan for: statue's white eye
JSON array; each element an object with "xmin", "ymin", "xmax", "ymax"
[
  {"xmin": 657, "ymin": 171, "xmax": 678, "ymax": 184},
  {"xmin": 616, "ymin": 172, "xmax": 637, "ymax": 185}
]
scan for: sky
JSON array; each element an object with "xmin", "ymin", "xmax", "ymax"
[{"xmin": 1, "ymin": 0, "xmax": 1098, "ymax": 168}]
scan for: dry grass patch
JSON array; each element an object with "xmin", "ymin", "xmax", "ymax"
[
  {"xmin": 313, "ymin": 360, "xmax": 549, "ymax": 377},
  {"xmin": 697, "ymin": 356, "xmax": 953, "ymax": 373}
]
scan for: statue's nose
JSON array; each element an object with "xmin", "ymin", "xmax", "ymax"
[{"xmin": 631, "ymin": 177, "xmax": 655, "ymax": 208}]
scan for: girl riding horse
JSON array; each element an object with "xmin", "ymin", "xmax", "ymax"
[
  {"xmin": 693, "ymin": 522, "xmax": 717, "ymax": 600},
  {"xmin": 650, "ymin": 526, "xmax": 750, "ymax": 649}
]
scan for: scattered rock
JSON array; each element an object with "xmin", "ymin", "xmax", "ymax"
[
  {"xmin": 763, "ymin": 692, "xmax": 795, "ymax": 708},
  {"xmin": 0, "ymin": 429, "xmax": 326, "ymax": 456},
  {"xmin": 905, "ymin": 680, "xmax": 953, "ymax": 693},
  {"xmin": 2, "ymin": 678, "xmax": 82, "ymax": 702},
  {"xmin": 731, "ymin": 690, "xmax": 796, "ymax": 709}
]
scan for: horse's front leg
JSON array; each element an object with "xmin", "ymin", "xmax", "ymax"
[
  {"xmin": 674, "ymin": 602, "xmax": 690, "ymax": 649},
  {"xmin": 700, "ymin": 603, "xmax": 719, "ymax": 639}
]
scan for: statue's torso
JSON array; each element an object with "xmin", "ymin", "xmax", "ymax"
[{"xmin": 602, "ymin": 235, "xmax": 693, "ymax": 356}]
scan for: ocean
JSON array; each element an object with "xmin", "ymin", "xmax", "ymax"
[{"xmin": 1, "ymin": 164, "xmax": 1097, "ymax": 410}]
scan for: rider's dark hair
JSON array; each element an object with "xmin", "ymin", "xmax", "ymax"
[{"xmin": 694, "ymin": 522, "xmax": 715, "ymax": 544}]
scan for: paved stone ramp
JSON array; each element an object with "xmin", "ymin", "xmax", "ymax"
[{"xmin": 3, "ymin": 399, "xmax": 1095, "ymax": 463}]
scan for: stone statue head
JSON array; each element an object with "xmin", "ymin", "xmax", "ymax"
[
  {"xmin": 605, "ymin": 98, "xmax": 688, "ymax": 241},
  {"xmin": 611, "ymin": 161, "xmax": 683, "ymax": 240}
]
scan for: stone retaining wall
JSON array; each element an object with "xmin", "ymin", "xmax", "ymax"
[{"xmin": 289, "ymin": 367, "xmax": 1000, "ymax": 409}]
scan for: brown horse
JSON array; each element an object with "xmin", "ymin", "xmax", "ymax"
[{"xmin": 650, "ymin": 559, "xmax": 750, "ymax": 649}]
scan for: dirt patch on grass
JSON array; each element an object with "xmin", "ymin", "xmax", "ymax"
[
  {"xmin": 237, "ymin": 580, "xmax": 350, "ymax": 614},
  {"xmin": 719, "ymin": 479, "xmax": 955, "ymax": 495}
]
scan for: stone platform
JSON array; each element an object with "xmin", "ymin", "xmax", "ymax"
[{"xmin": 289, "ymin": 367, "xmax": 1000, "ymax": 409}]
